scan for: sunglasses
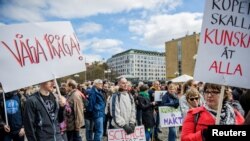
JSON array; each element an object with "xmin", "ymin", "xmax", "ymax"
[
  {"xmin": 189, "ymin": 97, "xmax": 199, "ymax": 101},
  {"xmin": 204, "ymin": 91, "xmax": 220, "ymax": 95}
]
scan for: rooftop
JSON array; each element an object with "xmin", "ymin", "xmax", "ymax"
[{"xmin": 112, "ymin": 49, "xmax": 165, "ymax": 58}]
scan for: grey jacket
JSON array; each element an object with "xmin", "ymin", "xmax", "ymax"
[{"xmin": 110, "ymin": 92, "xmax": 136, "ymax": 128}]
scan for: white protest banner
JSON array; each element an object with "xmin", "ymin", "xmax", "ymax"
[
  {"xmin": 159, "ymin": 106, "xmax": 183, "ymax": 127},
  {"xmin": 194, "ymin": 0, "xmax": 250, "ymax": 89},
  {"xmin": 154, "ymin": 91, "xmax": 167, "ymax": 101},
  {"xmin": 0, "ymin": 21, "xmax": 85, "ymax": 92},
  {"xmin": 108, "ymin": 126, "xmax": 146, "ymax": 141}
]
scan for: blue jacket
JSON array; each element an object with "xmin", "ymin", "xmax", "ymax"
[
  {"xmin": 161, "ymin": 92, "xmax": 179, "ymax": 108},
  {"xmin": 87, "ymin": 86, "xmax": 106, "ymax": 119}
]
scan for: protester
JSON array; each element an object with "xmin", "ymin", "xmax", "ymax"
[
  {"xmin": 0, "ymin": 90, "xmax": 26, "ymax": 141},
  {"xmin": 87, "ymin": 79, "xmax": 106, "ymax": 141},
  {"xmin": 181, "ymin": 83, "xmax": 245, "ymax": 141},
  {"xmin": 110, "ymin": 77, "xmax": 136, "ymax": 135},
  {"xmin": 148, "ymin": 80, "xmax": 162, "ymax": 141},
  {"xmin": 160, "ymin": 83, "xmax": 179, "ymax": 141},
  {"xmin": 239, "ymin": 89, "xmax": 250, "ymax": 117},
  {"xmin": 240, "ymin": 89, "xmax": 250, "ymax": 125},
  {"xmin": 180, "ymin": 79, "xmax": 204, "ymax": 120},
  {"xmin": 58, "ymin": 84, "xmax": 68, "ymax": 141},
  {"xmin": 224, "ymin": 86, "xmax": 245, "ymax": 116},
  {"xmin": 135, "ymin": 81, "xmax": 144, "ymax": 126},
  {"xmin": 183, "ymin": 88, "xmax": 202, "ymax": 119},
  {"xmin": 65, "ymin": 79, "xmax": 84, "ymax": 141},
  {"xmin": 137, "ymin": 84, "xmax": 156, "ymax": 141},
  {"xmin": 84, "ymin": 85, "xmax": 94, "ymax": 141},
  {"xmin": 23, "ymin": 80, "xmax": 66, "ymax": 141}
]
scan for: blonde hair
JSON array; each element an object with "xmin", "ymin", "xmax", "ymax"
[{"xmin": 186, "ymin": 88, "xmax": 200, "ymax": 100}]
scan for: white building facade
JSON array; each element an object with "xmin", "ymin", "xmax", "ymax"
[{"xmin": 107, "ymin": 49, "xmax": 166, "ymax": 81}]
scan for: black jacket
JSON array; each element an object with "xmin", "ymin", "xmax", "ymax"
[
  {"xmin": 137, "ymin": 95, "xmax": 155, "ymax": 128},
  {"xmin": 23, "ymin": 92, "xmax": 62, "ymax": 141}
]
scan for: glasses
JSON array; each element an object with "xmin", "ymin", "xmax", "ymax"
[
  {"xmin": 189, "ymin": 97, "xmax": 199, "ymax": 101},
  {"xmin": 204, "ymin": 90, "xmax": 220, "ymax": 95}
]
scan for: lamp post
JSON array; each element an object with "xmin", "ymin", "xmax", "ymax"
[
  {"xmin": 104, "ymin": 69, "xmax": 111, "ymax": 81},
  {"xmin": 174, "ymin": 71, "xmax": 180, "ymax": 77}
]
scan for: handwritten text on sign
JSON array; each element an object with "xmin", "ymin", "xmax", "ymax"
[
  {"xmin": 194, "ymin": 0, "xmax": 250, "ymax": 89},
  {"xmin": 1, "ymin": 33, "xmax": 81, "ymax": 67},
  {"xmin": 159, "ymin": 106, "xmax": 183, "ymax": 127},
  {"xmin": 0, "ymin": 21, "xmax": 85, "ymax": 92},
  {"xmin": 108, "ymin": 126, "xmax": 146, "ymax": 141}
]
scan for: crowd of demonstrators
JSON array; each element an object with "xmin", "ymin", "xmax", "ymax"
[
  {"xmin": 1, "ymin": 77, "xmax": 249, "ymax": 141},
  {"xmin": 181, "ymin": 83, "xmax": 245, "ymax": 141}
]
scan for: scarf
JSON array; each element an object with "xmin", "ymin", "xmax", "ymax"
[
  {"xmin": 139, "ymin": 91, "xmax": 150, "ymax": 99},
  {"xmin": 204, "ymin": 103, "xmax": 235, "ymax": 125}
]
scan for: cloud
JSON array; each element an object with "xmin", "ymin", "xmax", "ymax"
[
  {"xmin": 88, "ymin": 38, "xmax": 124, "ymax": 54},
  {"xmin": 0, "ymin": 22, "xmax": 6, "ymax": 26},
  {"xmin": 0, "ymin": 3, "xmax": 45, "ymax": 22},
  {"xmin": 129, "ymin": 12, "xmax": 203, "ymax": 49},
  {"xmin": 84, "ymin": 54, "xmax": 103, "ymax": 64},
  {"xmin": 0, "ymin": 0, "xmax": 181, "ymax": 22},
  {"xmin": 77, "ymin": 22, "xmax": 102, "ymax": 35}
]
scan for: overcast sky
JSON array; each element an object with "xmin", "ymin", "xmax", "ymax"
[{"xmin": 0, "ymin": 0, "xmax": 205, "ymax": 63}]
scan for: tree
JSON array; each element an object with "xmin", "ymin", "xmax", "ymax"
[{"xmin": 57, "ymin": 61, "xmax": 115, "ymax": 84}]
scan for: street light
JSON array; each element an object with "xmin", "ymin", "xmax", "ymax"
[
  {"xmin": 174, "ymin": 71, "xmax": 180, "ymax": 77},
  {"xmin": 104, "ymin": 69, "xmax": 111, "ymax": 81}
]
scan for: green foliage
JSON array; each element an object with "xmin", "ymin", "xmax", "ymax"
[{"xmin": 57, "ymin": 62, "xmax": 118, "ymax": 84}]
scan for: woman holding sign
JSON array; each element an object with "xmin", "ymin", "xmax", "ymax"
[{"xmin": 181, "ymin": 83, "xmax": 245, "ymax": 141}]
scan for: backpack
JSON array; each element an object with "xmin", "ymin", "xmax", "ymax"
[{"xmin": 110, "ymin": 92, "xmax": 134, "ymax": 118}]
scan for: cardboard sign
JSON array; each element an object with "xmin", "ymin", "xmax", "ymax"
[
  {"xmin": 159, "ymin": 106, "xmax": 183, "ymax": 127},
  {"xmin": 0, "ymin": 21, "xmax": 85, "ymax": 92},
  {"xmin": 194, "ymin": 0, "xmax": 250, "ymax": 89},
  {"xmin": 108, "ymin": 126, "xmax": 146, "ymax": 141},
  {"xmin": 154, "ymin": 91, "xmax": 167, "ymax": 101}
]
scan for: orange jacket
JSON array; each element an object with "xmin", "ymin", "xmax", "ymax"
[{"xmin": 181, "ymin": 106, "xmax": 245, "ymax": 141}]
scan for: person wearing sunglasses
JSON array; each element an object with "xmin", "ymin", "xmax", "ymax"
[
  {"xmin": 186, "ymin": 88, "xmax": 201, "ymax": 110},
  {"xmin": 180, "ymin": 80, "xmax": 205, "ymax": 122},
  {"xmin": 181, "ymin": 83, "xmax": 245, "ymax": 141}
]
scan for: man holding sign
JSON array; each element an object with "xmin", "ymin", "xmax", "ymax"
[{"xmin": 23, "ymin": 80, "xmax": 66, "ymax": 141}]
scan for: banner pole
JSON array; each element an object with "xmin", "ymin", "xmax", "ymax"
[
  {"xmin": 2, "ymin": 90, "xmax": 9, "ymax": 126},
  {"xmin": 53, "ymin": 75, "xmax": 62, "ymax": 97},
  {"xmin": 215, "ymin": 85, "xmax": 225, "ymax": 125}
]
